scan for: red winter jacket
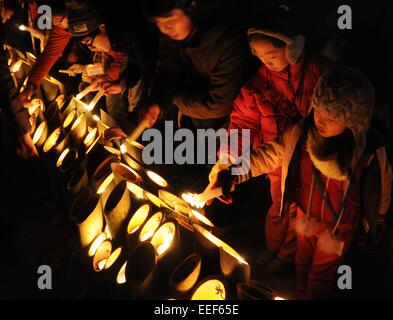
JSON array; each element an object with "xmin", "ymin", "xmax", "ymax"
[{"xmin": 220, "ymin": 54, "xmax": 331, "ymax": 160}]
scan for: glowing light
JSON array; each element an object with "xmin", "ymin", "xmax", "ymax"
[
  {"xmin": 120, "ymin": 144, "xmax": 127, "ymax": 155},
  {"xmin": 43, "ymin": 127, "xmax": 61, "ymax": 153},
  {"xmin": 97, "ymin": 259, "xmax": 107, "ymax": 271},
  {"xmin": 104, "ymin": 225, "xmax": 112, "ymax": 240},
  {"xmin": 104, "ymin": 247, "xmax": 122, "ymax": 270},
  {"xmin": 84, "ymin": 128, "xmax": 97, "ymax": 147},
  {"xmin": 193, "ymin": 224, "xmax": 248, "ymax": 265},
  {"xmin": 126, "ymin": 182, "xmax": 145, "ymax": 200},
  {"xmin": 19, "ymin": 24, "xmax": 26, "ymax": 31},
  {"xmin": 191, "ymin": 279, "xmax": 226, "ymax": 300},
  {"xmin": 191, "ymin": 210, "xmax": 214, "ymax": 227},
  {"xmin": 56, "ymin": 148, "xmax": 70, "ymax": 168},
  {"xmin": 63, "ymin": 110, "xmax": 77, "ymax": 129},
  {"xmin": 92, "ymin": 114, "xmax": 100, "ymax": 122},
  {"xmin": 146, "ymin": 170, "xmax": 168, "ymax": 188},
  {"xmin": 182, "ymin": 193, "xmax": 204, "ymax": 209},
  {"xmin": 139, "ymin": 212, "xmax": 163, "ymax": 242},
  {"xmin": 274, "ymin": 297, "xmax": 285, "ymax": 300},
  {"xmin": 116, "ymin": 262, "xmax": 127, "ymax": 284},
  {"xmin": 11, "ymin": 60, "xmax": 23, "ymax": 73},
  {"xmin": 127, "ymin": 204, "xmax": 150, "ymax": 235},
  {"xmin": 88, "ymin": 233, "xmax": 106, "ymax": 257},
  {"xmin": 151, "ymin": 222, "xmax": 176, "ymax": 259},
  {"xmin": 32, "ymin": 121, "xmax": 47, "ymax": 145},
  {"xmin": 97, "ymin": 173, "xmax": 114, "ymax": 195}
]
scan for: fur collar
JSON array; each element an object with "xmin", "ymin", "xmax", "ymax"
[{"xmin": 306, "ymin": 130, "xmax": 348, "ymax": 181}]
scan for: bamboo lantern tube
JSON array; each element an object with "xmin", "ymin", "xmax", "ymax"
[
  {"xmin": 190, "ymin": 209, "xmax": 215, "ymax": 230},
  {"xmin": 102, "ymin": 246, "xmax": 129, "ymax": 295},
  {"xmin": 62, "ymin": 109, "xmax": 77, "ymax": 133},
  {"xmin": 67, "ymin": 167, "xmax": 88, "ymax": 196},
  {"xmin": 69, "ymin": 186, "xmax": 93, "ymax": 221},
  {"xmin": 92, "ymin": 240, "xmax": 112, "ymax": 272},
  {"xmin": 169, "ymin": 253, "xmax": 202, "ymax": 295},
  {"xmin": 92, "ymin": 156, "xmax": 118, "ymax": 192},
  {"xmin": 43, "ymin": 127, "xmax": 62, "ymax": 153},
  {"xmin": 93, "ymin": 156, "xmax": 119, "ymax": 208},
  {"xmin": 104, "ymin": 180, "xmax": 131, "ymax": 245},
  {"xmin": 151, "ymin": 221, "xmax": 177, "ymax": 261},
  {"xmin": 70, "ymin": 112, "xmax": 87, "ymax": 142},
  {"xmin": 236, "ymin": 280, "xmax": 281, "ymax": 300},
  {"xmin": 56, "ymin": 148, "xmax": 79, "ymax": 173},
  {"xmin": 111, "ymin": 162, "xmax": 142, "ymax": 185},
  {"xmin": 139, "ymin": 211, "xmax": 164, "ymax": 243},
  {"xmin": 83, "ymin": 127, "xmax": 98, "ymax": 150},
  {"xmin": 126, "ymin": 204, "xmax": 150, "ymax": 250},
  {"xmin": 32, "ymin": 120, "xmax": 48, "ymax": 148},
  {"xmin": 144, "ymin": 191, "xmax": 170, "ymax": 210},
  {"xmin": 193, "ymin": 224, "xmax": 248, "ymax": 277},
  {"xmin": 219, "ymin": 246, "xmax": 250, "ymax": 286},
  {"xmin": 145, "ymin": 170, "xmax": 169, "ymax": 193},
  {"xmin": 125, "ymin": 242, "xmax": 157, "ymax": 298},
  {"xmin": 158, "ymin": 190, "xmax": 191, "ymax": 217},
  {"xmin": 126, "ymin": 182, "xmax": 146, "ymax": 201},
  {"xmin": 76, "ymin": 194, "xmax": 104, "ymax": 250},
  {"xmin": 123, "ymin": 153, "xmax": 144, "ymax": 173},
  {"xmin": 89, "ymin": 233, "xmax": 108, "ymax": 257},
  {"xmin": 190, "ymin": 276, "xmax": 229, "ymax": 300},
  {"xmin": 150, "ymin": 219, "xmax": 182, "ymax": 287}
]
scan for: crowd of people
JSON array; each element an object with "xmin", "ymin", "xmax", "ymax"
[{"xmin": 0, "ymin": 0, "xmax": 392, "ymax": 299}]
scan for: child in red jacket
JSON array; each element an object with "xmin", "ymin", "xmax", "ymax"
[
  {"xmin": 211, "ymin": 66, "xmax": 392, "ymax": 299},
  {"xmin": 212, "ymin": 5, "xmax": 331, "ymax": 272}
]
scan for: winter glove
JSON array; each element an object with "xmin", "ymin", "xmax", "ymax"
[{"xmin": 208, "ymin": 154, "xmax": 235, "ymax": 182}]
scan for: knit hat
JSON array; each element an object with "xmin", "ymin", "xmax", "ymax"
[
  {"xmin": 311, "ymin": 65, "xmax": 375, "ymax": 138},
  {"xmin": 66, "ymin": 0, "xmax": 101, "ymax": 37},
  {"xmin": 247, "ymin": 4, "xmax": 306, "ymax": 65}
]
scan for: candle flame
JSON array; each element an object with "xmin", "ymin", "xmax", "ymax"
[
  {"xmin": 182, "ymin": 193, "xmax": 205, "ymax": 209},
  {"xmin": 19, "ymin": 24, "xmax": 26, "ymax": 31},
  {"xmin": 120, "ymin": 143, "xmax": 127, "ymax": 155},
  {"xmin": 274, "ymin": 296, "xmax": 285, "ymax": 300}
]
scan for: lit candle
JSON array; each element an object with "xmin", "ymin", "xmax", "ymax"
[
  {"xmin": 76, "ymin": 83, "xmax": 96, "ymax": 100},
  {"xmin": 87, "ymin": 89, "xmax": 104, "ymax": 111}
]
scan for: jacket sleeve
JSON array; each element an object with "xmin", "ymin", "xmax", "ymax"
[
  {"xmin": 27, "ymin": 26, "xmax": 72, "ymax": 87},
  {"xmin": 234, "ymin": 125, "xmax": 298, "ymax": 183},
  {"xmin": 174, "ymin": 37, "xmax": 248, "ymax": 119},
  {"xmin": 0, "ymin": 43, "xmax": 30, "ymax": 135},
  {"xmin": 219, "ymin": 84, "xmax": 261, "ymax": 160}
]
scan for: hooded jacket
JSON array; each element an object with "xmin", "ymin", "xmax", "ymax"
[
  {"xmin": 236, "ymin": 119, "xmax": 392, "ymax": 241},
  {"xmin": 219, "ymin": 53, "xmax": 331, "ymax": 159}
]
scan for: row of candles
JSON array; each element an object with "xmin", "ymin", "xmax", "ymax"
[{"xmin": 6, "ymin": 42, "xmax": 285, "ymax": 300}]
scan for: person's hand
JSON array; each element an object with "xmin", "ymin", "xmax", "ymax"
[
  {"xmin": 104, "ymin": 82, "xmax": 122, "ymax": 96},
  {"xmin": 138, "ymin": 104, "xmax": 161, "ymax": 128},
  {"xmin": 18, "ymin": 84, "xmax": 35, "ymax": 107},
  {"xmin": 67, "ymin": 64, "xmax": 86, "ymax": 74},
  {"xmin": 90, "ymin": 76, "xmax": 108, "ymax": 91},
  {"xmin": 206, "ymin": 168, "xmax": 235, "ymax": 206},
  {"xmin": 19, "ymin": 132, "xmax": 39, "ymax": 158},
  {"xmin": 104, "ymin": 127, "xmax": 126, "ymax": 142},
  {"xmin": 208, "ymin": 156, "xmax": 233, "ymax": 183}
]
